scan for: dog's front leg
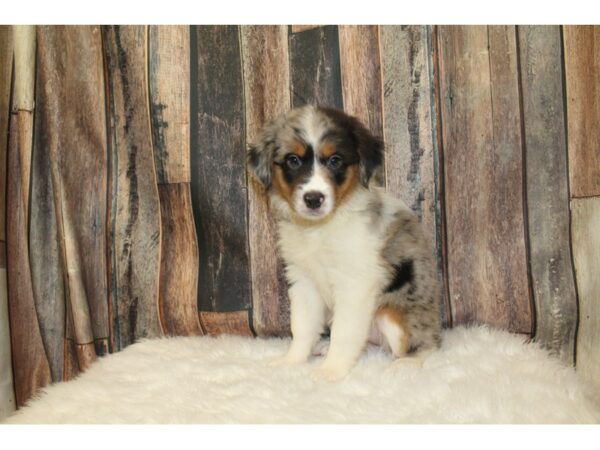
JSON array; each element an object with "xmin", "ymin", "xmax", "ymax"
[
  {"xmin": 271, "ymin": 276, "xmax": 325, "ymax": 366},
  {"xmin": 311, "ymin": 287, "xmax": 376, "ymax": 381}
]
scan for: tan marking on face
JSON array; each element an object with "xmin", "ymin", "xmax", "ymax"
[
  {"xmin": 293, "ymin": 141, "xmax": 306, "ymax": 157},
  {"xmin": 376, "ymin": 305, "xmax": 410, "ymax": 356},
  {"xmin": 321, "ymin": 142, "xmax": 336, "ymax": 158},
  {"xmin": 272, "ymin": 165, "xmax": 294, "ymax": 206},
  {"xmin": 333, "ymin": 164, "xmax": 359, "ymax": 206}
]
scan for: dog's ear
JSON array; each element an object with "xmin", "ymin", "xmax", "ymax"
[
  {"xmin": 247, "ymin": 135, "xmax": 276, "ymax": 189},
  {"xmin": 355, "ymin": 125, "xmax": 383, "ymax": 187}
]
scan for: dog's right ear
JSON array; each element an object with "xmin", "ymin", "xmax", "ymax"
[{"xmin": 247, "ymin": 137, "xmax": 275, "ymax": 189}]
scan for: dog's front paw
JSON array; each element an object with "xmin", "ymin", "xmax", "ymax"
[{"xmin": 310, "ymin": 363, "xmax": 349, "ymax": 382}]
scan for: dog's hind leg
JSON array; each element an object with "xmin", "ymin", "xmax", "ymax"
[{"xmin": 374, "ymin": 305, "xmax": 410, "ymax": 358}]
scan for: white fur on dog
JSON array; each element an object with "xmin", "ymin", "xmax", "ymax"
[{"xmin": 4, "ymin": 326, "xmax": 599, "ymax": 424}]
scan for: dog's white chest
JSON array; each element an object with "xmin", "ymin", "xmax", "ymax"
[{"xmin": 278, "ymin": 211, "xmax": 384, "ymax": 307}]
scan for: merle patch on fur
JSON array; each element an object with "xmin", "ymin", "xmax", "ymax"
[{"xmin": 384, "ymin": 260, "xmax": 414, "ymax": 293}]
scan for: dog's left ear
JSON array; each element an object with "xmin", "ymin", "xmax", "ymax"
[
  {"xmin": 355, "ymin": 125, "xmax": 384, "ymax": 187},
  {"xmin": 247, "ymin": 134, "xmax": 276, "ymax": 189}
]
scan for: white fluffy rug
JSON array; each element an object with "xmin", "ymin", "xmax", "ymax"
[{"xmin": 4, "ymin": 326, "xmax": 599, "ymax": 424}]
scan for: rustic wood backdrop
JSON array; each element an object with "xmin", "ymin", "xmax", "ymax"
[{"xmin": 0, "ymin": 25, "xmax": 598, "ymax": 416}]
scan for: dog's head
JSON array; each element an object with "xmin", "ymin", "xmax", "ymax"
[{"xmin": 248, "ymin": 105, "xmax": 383, "ymax": 221}]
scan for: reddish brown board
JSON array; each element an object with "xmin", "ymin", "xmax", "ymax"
[
  {"xmin": 157, "ymin": 183, "xmax": 202, "ymax": 336},
  {"xmin": 518, "ymin": 25, "xmax": 578, "ymax": 364},
  {"xmin": 563, "ymin": 26, "xmax": 600, "ymax": 198},
  {"xmin": 103, "ymin": 26, "xmax": 162, "ymax": 349},
  {"xmin": 438, "ymin": 26, "xmax": 532, "ymax": 332},
  {"xmin": 289, "ymin": 25, "xmax": 343, "ymax": 109},
  {"xmin": 190, "ymin": 26, "xmax": 253, "ymax": 334},
  {"xmin": 6, "ymin": 112, "xmax": 52, "ymax": 407},
  {"xmin": 241, "ymin": 25, "xmax": 291, "ymax": 337},
  {"xmin": 148, "ymin": 25, "xmax": 201, "ymax": 337}
]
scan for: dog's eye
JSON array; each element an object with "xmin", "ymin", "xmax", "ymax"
[
  {"xmin": 285, "ymin": 154, "xmax": 302, "ymax": 169},
  {"xmin": 327, "ymin": 155, "xmax": 343, "ymax": 170}
]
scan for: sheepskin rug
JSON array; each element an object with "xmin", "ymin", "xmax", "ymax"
[{"xmin": 4, "ymin": 326, "xmax": 599, "ymax": 424}]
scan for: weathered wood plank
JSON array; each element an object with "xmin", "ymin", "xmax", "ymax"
[
  {"xmin": 6, "ymin": 112, "xmax": 52, "ymax": 407},
  {"xmin": 157, "ymin": 183, "xmax": 202, "ymax": 336},
  {"xmin": 12, "ymin": 26, "xmax": 35, "ymax": 231},
  {"xmin": 148, "ymin": 26, "xmax": 201, "ymax": 337},
  {"xmin": 518, "ymin": 25, "xmax": 578, "ymax": 364},
  {"xmin": 241, "ymin": 25, "xmax": 291, "ymax": 337},
  {"xmin": 30, "ymin": 88, "xmax": 65, "ymax": 380},
  {"xmin": 438, "ymin": 25, "xmax": 532, "ymax": 332},
  {"xmin": 380, "ymin": 25, "xmax": 449, "ymax": 326},
  {"xmin": 148, "ymin": 25, "xmax": 190, "ymax": 185},
  {"xmin": 563, "ymin": 26, "xmax": 600, "ymax": 198},
  {"xmin": 0, "ymin": 24, "xmax": 16, "ymax": 418},
  {"xmin": 338, "ymin": 25, "xmax": 383, "ymax": 138},
  {"xmin": 191, "ymin": 26, "xmax": 253, "ymax": 333},
  {"xmin": 199, "ymin": 311, "xmax": 254, "ymax": 337},
  {"xmin": 291, "ymin": 25, "xmax": 320, "ymax": 33},
  {"xmin": 571, "ymin": 198, "xmax": 600, "ymax": 392},
  {"xmin": 289, "ymin": 25, "xmax": 343, "ymax": 108},
  {"xmin": 103, "ymin": 26, "xmax": 162, "ymax": 349},
  {"xmin": 36, "ymin": 26, "xmax": 110, "ymax": 369}
]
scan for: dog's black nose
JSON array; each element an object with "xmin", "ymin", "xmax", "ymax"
[{"xmin": 303, "ymin": 191, "xmax": 325, "ymax": 209}]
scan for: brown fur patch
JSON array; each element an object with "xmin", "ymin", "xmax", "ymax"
[
  {"xmin": 272, "ymin": 165, "xmax": 294, "ymax": 206},
  {"xmin": 293, "ymin": 142, "xmax": 306, "ymax": 157},
  {"xmin": 334, "ymin": 165, "xmax": 359, "ymax": 206},
  {"xmin": 321, "ymin": 143, "xmax": 336, "ymax": 158},
  {"xmin": 376, "ymin": 305, "xmax": 410, "ymax": 357}
]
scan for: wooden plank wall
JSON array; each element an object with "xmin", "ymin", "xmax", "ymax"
[
  {"xmin": 2, "ymin": 25, "xmax": 600, "ymax": 411},
  {"xmin": 563, "ymin": 26, "xmax": 600, "ymax": 391}
]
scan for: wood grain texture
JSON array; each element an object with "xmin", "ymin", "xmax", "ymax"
[
  {"xmin": 438, "ymin": 26, "xmax": 532, "ymax": 332},
  {"xmin": 289, "ymin": 25, "xmax": 343, "ymax": 108},
  {"xmin": 0, "ymin": 25, "xmax": 16, "ymax": 418},
  {"xmin": 199, "ymin": 311, "xmax": 254, "ymax": 337},
  {"xmin": 30, "ymin": 96, "xmax": 65, "ymax": 381},
  {"xmin": 241, "ymin": 25, "xmax": 291, "ymax": 337},
  {"xmin": 380, "ymin": 25, "xmax": 449, "ymax": 325},
  {"xmin": 191, "ymin": 25, "xmax": 253, "ymax": 334},
  {"xmin": 148, "ymin": 25, "xmax": 190, "ymax": 184},
  {"xmin": 158, "ymin": 183, "xmax": 202, "ymax": 336},
  {"xmin": 338, "ymin": 26, "xmax": 383, "ymax": 137},
  {"xmin": 6, "ymin": 112, "xmax": 51, "ymax": 407},
  {"xmin": 36, "ymin": 26, "xmax": 110, "ymax": 369},
  {"xmin": 291, "ymin": 25, "xmax": 320, "ymax": 33},
  {"xmin": 563, "ymin": 26, "xmax": 600, "ymax": 198},
  {"xmin": 571, "ymin": 198, "xmax": 600, "ymax": 392},
  {"xmin": 12, "ymin": 25, "xmax": 35, "ymax": 230},
  {"xmin": 148, "ymin": 26, "xmax": 201, "ymax": 337},
  {"xmin": 518, "ymin": 26, "xmax": 578, "ymax": 364},
  {"xmin": 103, "ymin": 26, "xmax": 162, "ymax": 349}
]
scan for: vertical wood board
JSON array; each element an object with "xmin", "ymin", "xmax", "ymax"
[
  {"xmin": 103, "ymin": 25, "xmax": 162, "ymax": 348},
  {"xmin": 241, "ymin": 25, "xmax": 291, "ymax": 336},
  {"xmin": 289, "ymin": 25, "xmax": 343, "ymax": 108},
  {"xmin": 563, "ymin": 26, "xmax": 600, "ymax": 198},
  {"xmin": 191, "ymin": 26, "xmax": 253, "ymax": 331},
  {"xmin": 518, "ymin": 25, "xmax": 578, "ymax": 364},
  {"xmin": 438, "ymin": 26, "xmax": 532, "ymax": 332},
  {"xmin": 571, "ymin": 198, "xmax": 600, "ymax": 392}
]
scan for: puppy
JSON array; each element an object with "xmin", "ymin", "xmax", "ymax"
[{"xmin": 248, "ymin": 105, "xmax": 441, "ymax": 381}]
